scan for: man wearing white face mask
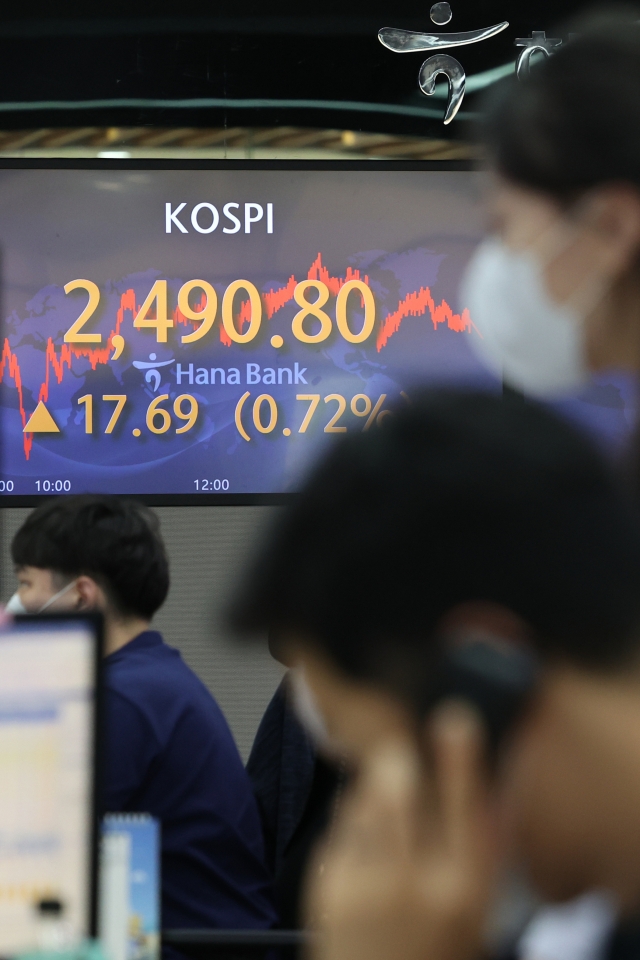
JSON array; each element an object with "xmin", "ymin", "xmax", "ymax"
[
  {"xmin": 6, "ymin": 574, "xmax": 81, "ymax": 616},
  {"xmin": 460, "ymin": 13, "xmax": 640, "ymax": 960},
  {"xmin": 461, "ymin": 233, "xmax": 591, "ymax": 400},
  {"xmin": 459, "ymin": 12, "xmax": 640, "ymax": 419},
  {"xmin": 8, "ymin": 495, "xmax": 277, "ymax": 950}
]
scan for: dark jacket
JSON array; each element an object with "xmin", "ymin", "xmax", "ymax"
[{"xmin": 246, "ymin": 676, "xmax": 341, "ymax": 927}]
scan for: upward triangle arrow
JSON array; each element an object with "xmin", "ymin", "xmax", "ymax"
[{"xmin": 24, "ymin": 401, "xmax": 60, "ymax": 433}]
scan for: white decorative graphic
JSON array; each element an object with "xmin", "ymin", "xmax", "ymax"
[{"xmin": 132, "ymin": 353, "xmax": 175, "ymax": 393}]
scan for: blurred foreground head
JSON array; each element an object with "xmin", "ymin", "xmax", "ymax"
[
  {"xmin": 464, "ymin": 8, "xmax": 640, "ymax": 403},
  {"xmin": 234, "ymin": 390, "xmax": 640, "ymax": 678},
  {"xmin": 232, "ymin": 390, "xmax": 640, "ymax": 904},
  {"xmin": 484, "ymin": 7, "xmax": 640, "ymax": 203}
]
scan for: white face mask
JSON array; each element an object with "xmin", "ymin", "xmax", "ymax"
[
  {"xmin": 5, "ymin": 579, "xmax": 78, "ymax": 617},
  {"xmin": 289, "ymin": 666, "xmax": 333, "ymax": 752},
  {"xmin": 5, "ymin": 592, "xmax": 27, "ymax": 615},
  {"xmin": 460, "ymin": 237, "xmax": 591, "ymax": 399}
]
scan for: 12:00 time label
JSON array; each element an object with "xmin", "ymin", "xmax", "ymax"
[{"xmin": 194, "ymin": 479, "xmax": 230, "ymax": 491}]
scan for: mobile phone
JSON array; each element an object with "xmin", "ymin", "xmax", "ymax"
[{"xmin": 420, "ymin": 636, "xmax": 539, "ymax": 758}]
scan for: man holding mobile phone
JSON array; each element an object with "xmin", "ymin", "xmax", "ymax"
[{"xmin": 231, "ymin": 389, "xmax": 640, "ymax": 960}]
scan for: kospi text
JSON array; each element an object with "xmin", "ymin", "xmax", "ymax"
[{"xmin": 165, "ymin": 202, "xmax": 274, "ymax": 235}]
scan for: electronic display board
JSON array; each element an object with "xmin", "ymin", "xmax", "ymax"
[
  {"xmin": 0, "ymin": 161, "xmax": 494, "ymax": 502},
  {"xmin": 0, "ymin": 162, "xmax": 517, "ymax": 501}
]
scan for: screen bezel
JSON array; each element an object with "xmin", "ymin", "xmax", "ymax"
[
  {"xmin": 0, "ymin": 158, "xmax": 477, "ymax": 506},
  {"xmin": 0, "ymin": 612, "xmax": 104, "ymax": 946}
]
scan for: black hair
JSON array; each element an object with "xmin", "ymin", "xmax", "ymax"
[
  {"xmin": 231, "ymin": 391, "xmax": 640, "ymax": 701},
  {"xmin": 12, "ymin": 494, "xmax": 169, "ymax": 620},
  {"xmin": 483, "ymin": 7, "xmax": 640, "ymax": 201}
]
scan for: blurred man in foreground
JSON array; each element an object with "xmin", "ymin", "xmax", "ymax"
[
  {"xmin": 231, "ymin": 390, "xmax": 640, "ymax": 960},
  {"xmin": 9, "ymin": 496, "xmax": 276, "ymax": 938}
]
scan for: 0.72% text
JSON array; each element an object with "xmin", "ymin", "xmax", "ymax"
[{"xmin": 235, "ymin": 392, "xmax": 389, "ymax": 442}]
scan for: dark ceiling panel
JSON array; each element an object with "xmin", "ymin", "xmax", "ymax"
[{"xmin": 0, "ymin": 3, "xmax": 608, "ymax": 137}]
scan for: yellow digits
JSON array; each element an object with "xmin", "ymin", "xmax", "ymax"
[
  {"xmin": 179, "ymin": 281, "xmax": 218, "ymax": 344},
  {"xmin": 292, "ymin": 280, "xmax": 332, "ymax": 343}
]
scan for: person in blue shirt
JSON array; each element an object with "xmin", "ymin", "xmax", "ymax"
[{"xmin": 7, "ymin": 495, "xmax": 277, "ymax": 933}]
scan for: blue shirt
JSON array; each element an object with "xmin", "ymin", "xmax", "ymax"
[{"xmin": 102, "ymin": 631, "xmax": 277, "ymax": 930}]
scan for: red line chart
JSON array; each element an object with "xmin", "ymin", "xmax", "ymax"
[
  {"xmin": 1, "ymin": 253, "xmax": 473, "ymax": 460},
  {"xmin": 376, "ymin": 285, "xmax": 475, "ymax": 351}
]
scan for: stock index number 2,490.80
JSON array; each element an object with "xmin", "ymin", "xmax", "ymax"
[{"xmin": 63, "ymin": 277, "xmax": 376, "ymax": 346}]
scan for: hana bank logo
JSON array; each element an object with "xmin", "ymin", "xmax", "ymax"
[
  {"xmin": 133, "ymin": 353, "xmax": 175, "ymax": 393},
  {"xmin": 379, "ymin": 2, "xmax": 562, "ymax": 123}
]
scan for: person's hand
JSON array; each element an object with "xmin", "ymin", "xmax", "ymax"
[{"xmin": 304, "ymin": 702, "xmax": 496, "ymax": 960}]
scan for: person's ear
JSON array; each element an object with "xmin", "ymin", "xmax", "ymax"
[
  {"xmin": 582, "ymin": 184, "xmax": 640, "ymax": 278},
  {"xmin": 74, "ymin": 575, "xmax": 105, "ymax": 612},
  {"xmin": 268, "ymin": 628, "xmax": 295, "ymax": 667}
]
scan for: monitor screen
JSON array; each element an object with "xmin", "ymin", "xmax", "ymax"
[
  {"xmin": 0, "ymin": 161, "xmax": 494, "ymax": 502},
  {"xmin": 0, "ymin": 616, "xmax": 99, "ymax": 955}
]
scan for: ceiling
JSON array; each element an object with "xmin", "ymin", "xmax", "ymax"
[{"xmin": 0, "ymin": 2, "xmax": 599, "ymax": 138}]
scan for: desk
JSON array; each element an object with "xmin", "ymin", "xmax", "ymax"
[{"xmin": 163, "ymin": 928, "xmax": 310, "ymax": 960}]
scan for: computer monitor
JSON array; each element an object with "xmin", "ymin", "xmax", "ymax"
[{"xmin": 0, "ymin": 614, "xmax": 101, "ymax": 956}]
